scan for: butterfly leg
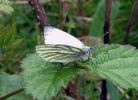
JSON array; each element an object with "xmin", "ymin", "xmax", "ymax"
[{"xmin": 89, "ymin": 56, "xmax": 96, "ymax": 64}]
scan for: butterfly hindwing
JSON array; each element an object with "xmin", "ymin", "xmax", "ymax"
[{"xmin": 36, "ymin": 44, "xmax": 83, "ymax": 62}]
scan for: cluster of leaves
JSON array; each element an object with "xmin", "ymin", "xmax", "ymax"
[
  {"xmin": 21, "ymin": 54, "xmax": 79, "ymax": 100},
  {"xmin": 0, "ymin": 25, "xmax": 23, "ymax": 73},
  {"xmin": 89, "ymin": 0, "xmax": 120, "ymax": 37},
  {"xmin": 0, "ymin": 3, "xmax": 38, "ymax": 73},
  {"xmin": 0, "ymin": 0, "xmax": 138, "ymax": 100},
  {"xmin": 0, "ymin": 72, "xmax": 31, "ymax": 100},
  {"xmin": 88, "ymin": 44, "xmax": 138, "ymax": 89},
  {"xmin": 0, "ymin": 0, "xmax": 13, "ymax": 14},
  {"xmin": 21, "ymin": 44, "xmax": 138, "ymax": 100}
]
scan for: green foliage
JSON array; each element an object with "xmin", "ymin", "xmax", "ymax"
[
  {"xmin": 107, "ymin": 81, "xmax": 120, "ymax": 100},
  {"xmin": 0, "ymin": 0, "xmax": 138, "ymax": 99},
  {"xmin": 110, "ymin": 0, "xmax": 138, "ymax": 45},
  {"xmin": 21, "ymin": 54, "xmax": 79, "ymax": 100},
  {"xmin": 0, "ymin": 25, "xmax": 22, "ymax": 73},
  {"xmin": 0, "ymin": 0, "xmax": 13, "ymax": 14},
  {"xmin": 0, "ymin": 72, "xmax": 31, "ymax": 100},
  {"xmin": 0, "ymin": 3, "xmax": 38, "ymax": 73},
  {"xmin": 89, "ymin": 0, "xmax": 105, "ymax": 36},
  {"xmin": 88, "ymin": 44, "xmax": 138, "ymax": 89},
  {"xmin": 89, "ymin": 0, "xmax": 120, "ymax": 37},
  {"xmin": 0, "ymin": 25, "xmax": 22, "ymax": 52},
  {"xmin": 21, "ymin": 44, "xmax": 138, "ymax": 100}
]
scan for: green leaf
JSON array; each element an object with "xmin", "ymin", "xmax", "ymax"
[
  {"xmin": 0, "ymin": 73, "xmax": 31, "ymax": 100},
  {"xmin": 107, "ymin": 81, "xmax": 120, "ymax": 100},
  {"xmin": 21, "ymin": 54, "xmax": 79, "ymax": 100},
  {"xmin": 0, "ymin": 0, "xmax": 13, "ymax": 14},
  {"xmin": 0, "ymin": 25, "xmax": 22, "ymax": 52},
  {"xmin": 88, "ymin": 44, "xmax": 138, "ymax": 90},
  {"xmin": 89, "ymin": 0, "xmax": 119, "ymax": 37},
  {"xmin": 110, "ymin": 1, "xmax": 120, "ymax": 28},
  {"xmin": 89, "ymin": 0, "xmax": 105, "ymax": 37}
]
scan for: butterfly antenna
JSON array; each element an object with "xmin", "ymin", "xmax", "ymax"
[
  {"xmin": 90, "ymin": 32, "xmax": 109, "ymax": 51},
  {"xmin": 103, "ymin": 32, "xmax": 110, "ymax": 39}
]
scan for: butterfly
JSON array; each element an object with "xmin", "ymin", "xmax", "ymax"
[{"xmin": 36, "ymin": 26, "xmax": 95, "ymax": 63}]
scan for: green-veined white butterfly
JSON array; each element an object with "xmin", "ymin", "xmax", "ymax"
[{"xmin": 36, "ymin": 26, "xmax": 95, "ymax": 62}]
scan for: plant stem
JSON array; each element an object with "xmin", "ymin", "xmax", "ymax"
[
  {"xmin": 123, "ymin": 0, "xmax": 138, "ymax": 44},
  {"xmin": 101, "ymin": 0, "xmax": 112, "ymax": 100},
  {"xmin": 101, "ymin": 80, "xmax": 107, "ymax": 100},
  {"xmin": 77, "ymin": 0, "xmax": 84, "ymax": 16},
  {"xmin": 65, "ymin": 80, "xmax": 78, "ymax": 100},
  {"xmin": 103, "ymin": 0, "xmax": 112, "ymax": 44},
  {"xmin": 28, "ymin": 0, "xmax": 48, "ymax": 30},
  {"xmin": 28, "ymin": 0, "xmax": 49, "ymax": 43},
  {"xmin": 0, "ymin": 88, "xmax": 25, "ymax": 100}
]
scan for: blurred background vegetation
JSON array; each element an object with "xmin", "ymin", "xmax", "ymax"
[{"xmin": 0, "ymin": 0, "xmax": 138, "ymax": 100}]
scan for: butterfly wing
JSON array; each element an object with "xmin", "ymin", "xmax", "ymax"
[
  {"xmin": 36, "ymin": 44, "xmax": 84, "ymax": 62},
  {"xmin": 44, "ymin": 26, "xmax": 85, "ymax": 49}
]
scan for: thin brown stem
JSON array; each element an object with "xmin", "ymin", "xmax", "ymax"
[
  {"xmin": 101, "ymin": 80, "xmax": 107, "ymax": 100},
  {"xmin": 0, "ymin": 88, "xmax": 25, "ymax": 100},
  {"xmin": 77, "ymin": 0, "xmax": 84, "ymax": 16},
  {"xmin": 103, "ymin": 0, "xmax": 112, "ymax": 43},
  {"xmin": 28, "ymin": 0, "xmax": 48, "ymax": 30},
  {"xmin": 124, "ymin": 0, "xmax": 138, "ymax": 44},
  {"xmin": 65, "ymin": 80, "xmax": 78, "ymax": 100},
  {"xmin": 28, "ymin": 0, "xmax": 49, "ymax": 43},
  {"xmin": 101, "ymin": 0, "xmax": 112, "ymax": 100}
]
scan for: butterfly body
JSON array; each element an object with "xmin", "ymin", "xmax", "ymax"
[{"xmin": 36, "ymin": 26, "xmax": 95, "ymax": 63}]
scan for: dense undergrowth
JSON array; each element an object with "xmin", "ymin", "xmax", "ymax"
[{"xmin": 0, "ymin": 0, "xmax": 138, "ymax": 100}]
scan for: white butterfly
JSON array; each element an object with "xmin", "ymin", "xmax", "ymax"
[{"xmin": 36, "ymin": 26, "xmax": 95, "ymax": 63}]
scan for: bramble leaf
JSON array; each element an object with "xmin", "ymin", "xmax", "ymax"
[
  {"xmin": 0, "ymin": 73, "xmax": 31, "ymax": 100},
  {"xmin": 88, "ymin": 44, "xmax": 138, "ymax": 90},
  {"xmin": 21, "ymin": 54, "xmax": 79, "ymax": 100}
]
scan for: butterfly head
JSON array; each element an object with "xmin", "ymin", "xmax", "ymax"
[{"xmin": 79, "ymin": 47, "xmax": 96, "ymax": 61}]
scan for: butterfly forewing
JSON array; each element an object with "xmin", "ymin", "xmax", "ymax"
[
  {"xmin": 44, "ymin": 27, "xmax": 85, "ymax": 49},
  {"xmin": 36, "ymin": 44, "xmax": 83, "ymax": 62}
]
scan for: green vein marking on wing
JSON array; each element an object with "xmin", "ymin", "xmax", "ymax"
[{"xmin": 36, "ymin": 45, "xmax": 82, "ymax": 62}]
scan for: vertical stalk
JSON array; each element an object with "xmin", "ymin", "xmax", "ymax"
[
  {"xmin": 65, "ymin": 80, "xmax": 78, "ymax": 100},
  {"xmin": 101, "ymin": 0, "xmax": 112, "ymax": 100},
  {"xmin": 103, "ymin": 0, "xmax": 112, "ymax": 44},
  {"xmin": 124, "ymin": 0, "xmax": 138, "ymax": 44},
  {"xmin": 77, "ymin": 0, "xmax": 84, "ymax": 16},
  {"xmin": 101, "ymin": 80, "xmax": 107, "ymax": 100},
  {"xmin": 28, "ymin": 0, "xmax": 48, "ymax": 30},
  {"xmin": 28, "ymin": 0, "xmax": 49, "ymax": 43}
]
